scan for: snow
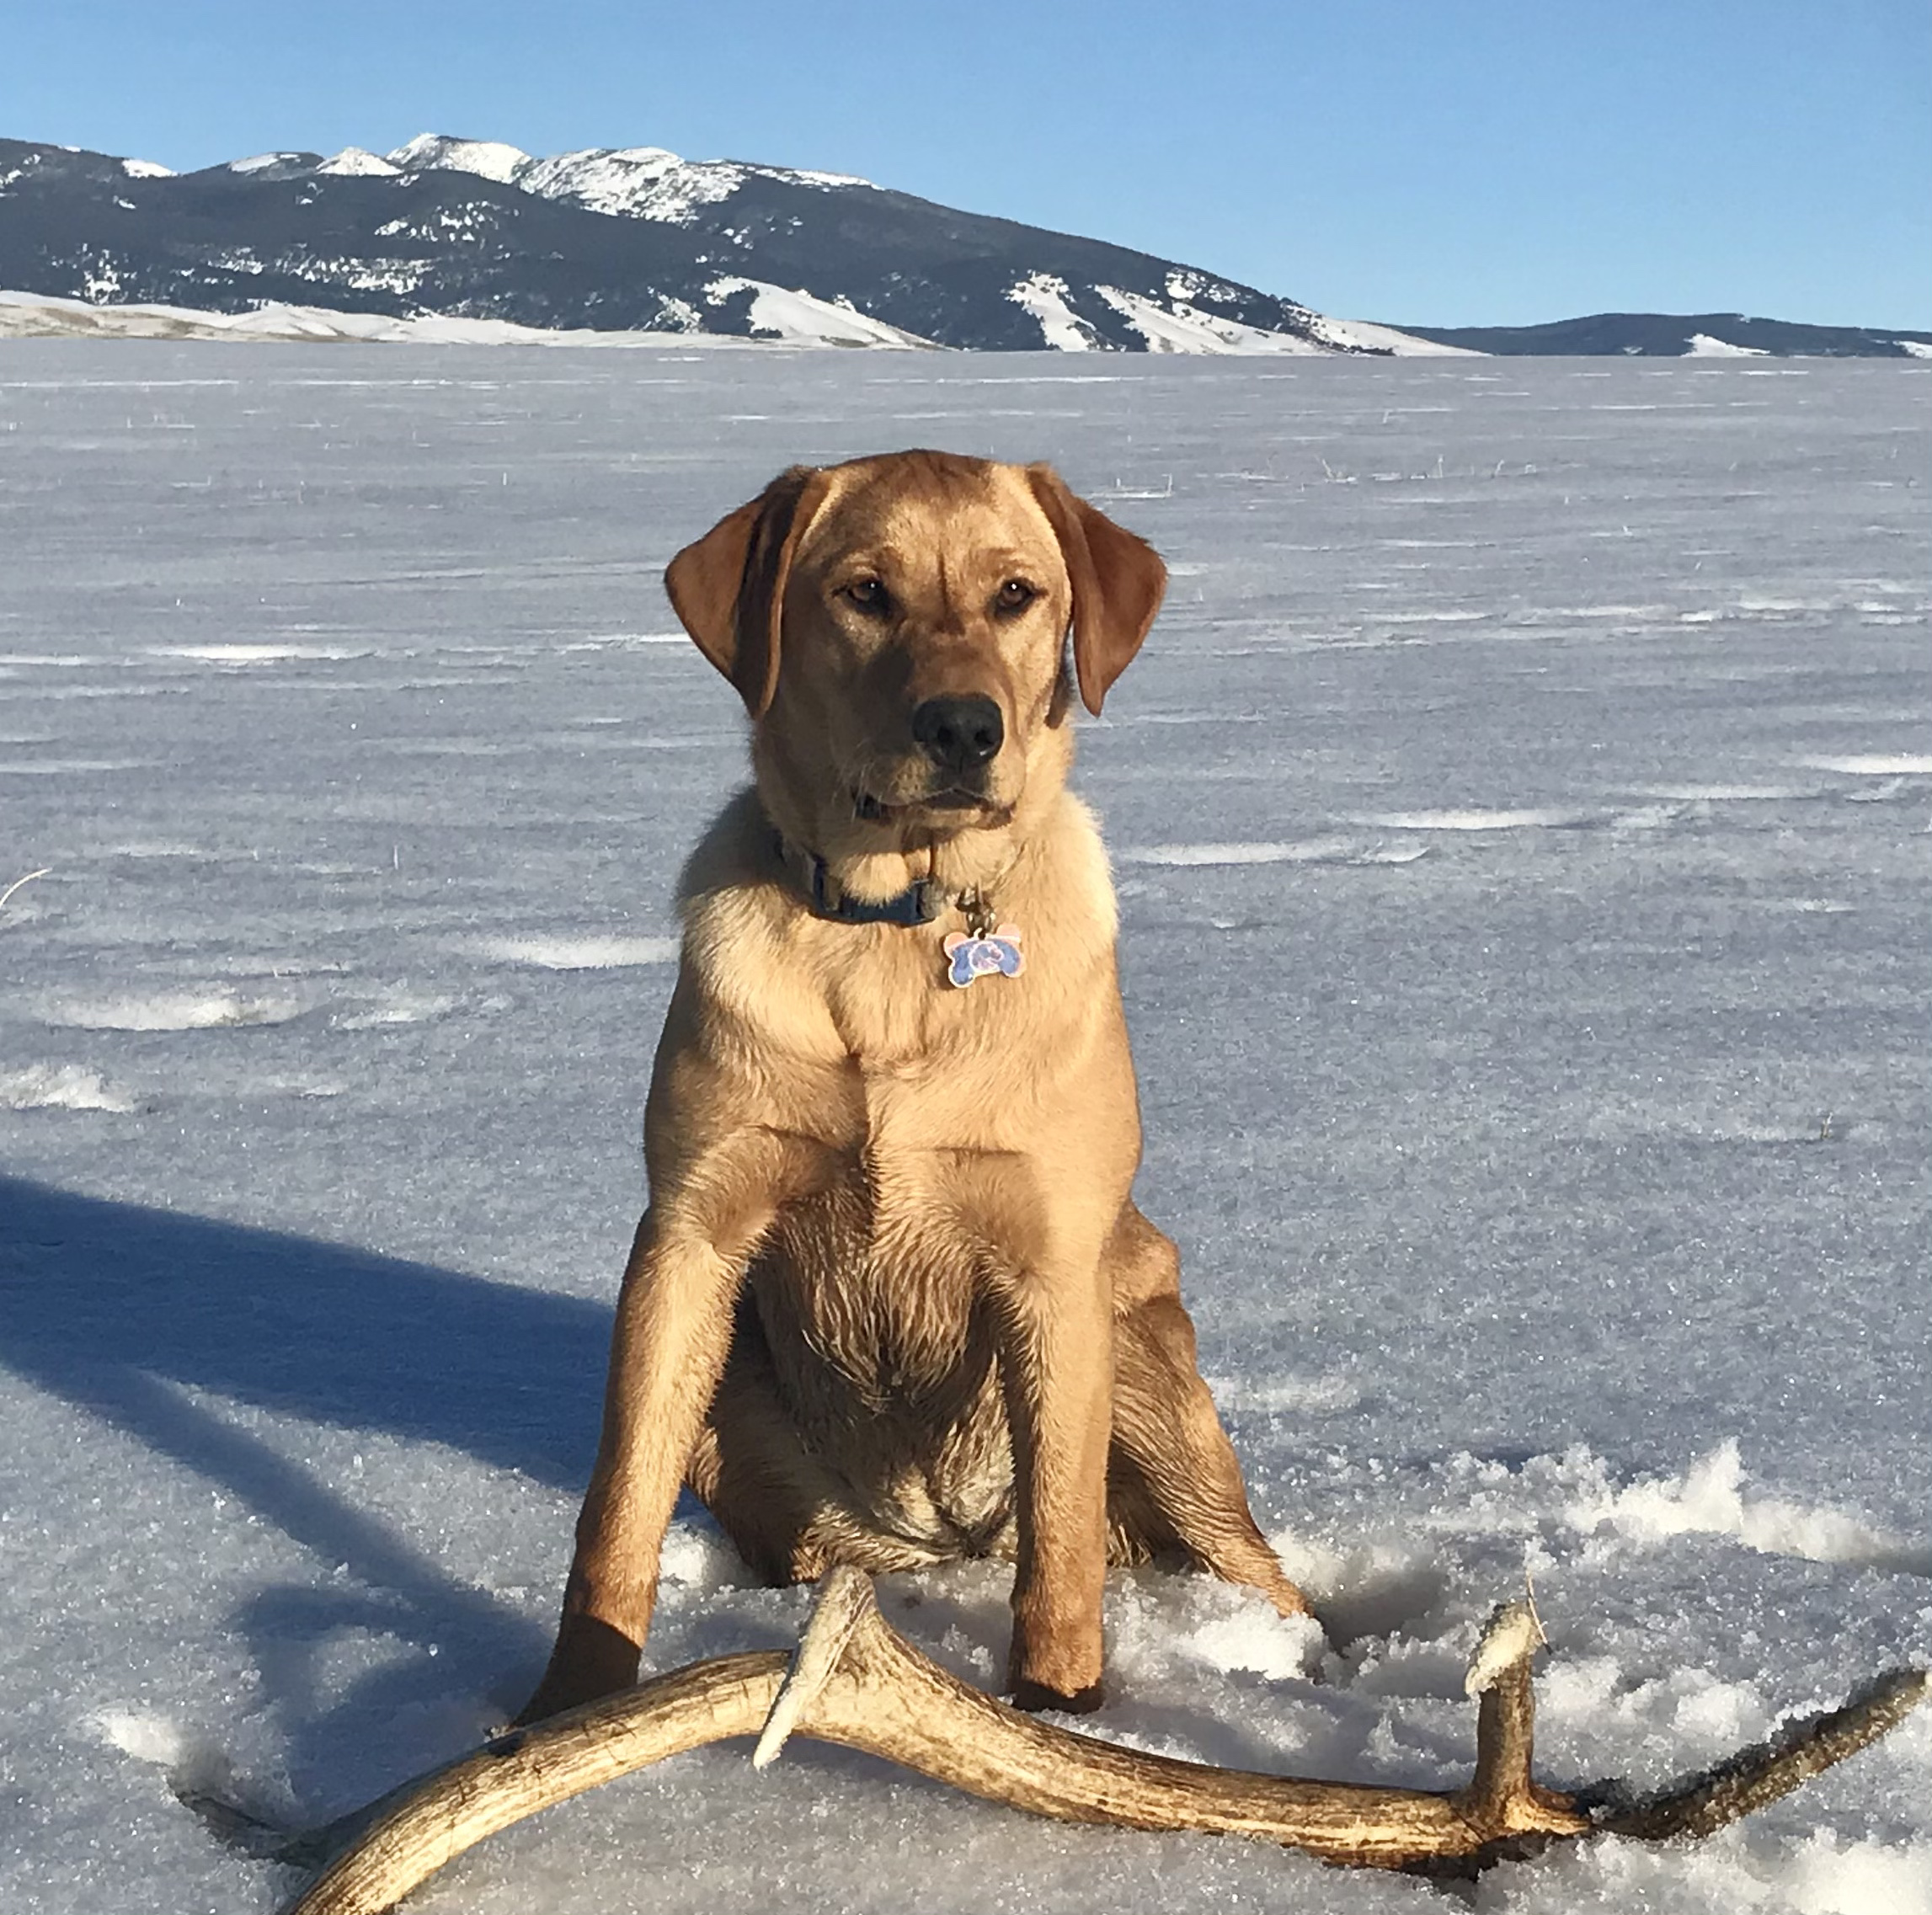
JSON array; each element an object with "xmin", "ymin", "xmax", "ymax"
[
  {"xmin": 1081, "ymin": 291, "xmax": 1460, "ymax": 359},
  {"xmin": 315, "ymin": 147, "xmax": 403, "ymax": 179},
  {"xmin": 0, "ymin": 346, "xmax": 1926, "ymax": 1915},
  {"xmin": 0, "ymin": 1063, "xmax": 138, "ymax": 1112},
  {"xmin": 1800, "ymin": 754, "xmax": 1932, "ymax": 776},
  {"xmin": 1097, "ymin": 282, "xmax": 1332, "ymax": 354},
  {"xmin": 779, "ymin": 166, "xmax": 874, "ymax": 189},
  {"xmin": 120, "ymin": 158, "xmax": 176, "ymax": 180},
  {"xmin": 0, "ymin": 291, "xmax": 786, "ymax": 347},
  {"xmin": 0, "ymin": 285, "xmax": 931, "ymax": 349},
  {"xmin": 1687, "ymin": 333, "xmax": 1774, "ymax": 358},
  {"xmin": 705, "ymin": 276, "xmax": 939, "ymax": 348},
  {"xmin": 1008, "ymin": 271, "xmax": 1104, "ymax": 351},
  {"xmin": 382, "ymin": 132, "xmax": 876, "ymax": 225},
  {"xmin": 386, "ymin": 134, "xmax": 532, "ymax": 184},
  {"xmin": 1316, "ymin": 316, "xmax": 1485, "ymax": 357},
  {"xmin": 478, "ymin": 934, "xmax": 681, "ymax": 970},
  {"xmin": 518, "ymin": 146, "xmax": 750, "ymax": 222}
]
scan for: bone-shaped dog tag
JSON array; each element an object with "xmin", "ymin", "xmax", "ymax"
[{"xmin": 942, "ymin": 925, "xmax": 1025, "ymax": 988}]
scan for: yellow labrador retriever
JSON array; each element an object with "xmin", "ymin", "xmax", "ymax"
[{"xmin": 521, "ymin": 450, "xmax": 1310, "ymax": 1722}]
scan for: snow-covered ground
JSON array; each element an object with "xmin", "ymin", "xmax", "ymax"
[
  {"xmin": 1, "ymin": 345, "xmax": 1927, "ymax": 1914},
  {"xmin": 0, "ymin": 288, "xmax": 926, "ymax": 350},
  {"xmin": 0, "ymin": 288, "xmax": 1466, "ymax": 355}
]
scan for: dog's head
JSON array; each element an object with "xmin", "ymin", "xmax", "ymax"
[{"xmin": 664, "ymin": 451, "xmax": 1166, "ymax": 867}]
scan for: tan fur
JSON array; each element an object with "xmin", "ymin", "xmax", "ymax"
[{"xmin": 520, "ymin": 451, "xmax": 1310, "ymax": 1723}]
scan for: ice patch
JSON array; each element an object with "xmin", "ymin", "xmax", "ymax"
[
  {"xmin": 0, "ymin": 758, "xmax": 151, "ymax": 775},
  {"xmin": 478, "ymin": 934, "xmax": 680, "ymax": 969},
  {"xmin": 1566, "ymin": 1440, "xmax": 1931, "ymax": 1573},
  {"xmin": 1121, "ymin": 839, "xmax": 1428, "ymax": 867},
  {"xmin": 147, "ymin": 643, "xmax": 372, "ymax": 664},
  {"xmin": 41, "ymin": 987, "xmax": 306, "ymax": 1031},
  {"xmin": 329, "ymin": 990, "xmax": 459, "ymax": 1030},
  {"xmin": 1638, "ymin": 784, "xmax": 1817, "ymax": 802},
  {"xmin": 567, "ymin": 630, "xmax": 691, "ymax": 648},
  {"xmin": 0, "ymin": 1064, "xmax": 137, "ymax": 1112},
  {"xmin": 1357, "ymin": 808, "xmax": 1598, "ymax": 831},
  {"xmin": 87, "ymin": 840, "xmax": 210, "ymax": 861},
  {"xmin": 1801, "ymin": 754, "xmax": 1932, "ymax": 776}
]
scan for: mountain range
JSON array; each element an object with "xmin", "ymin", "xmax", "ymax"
[{"xmin": 3, "ymin": 133, "xmax": 1927, "ymax": 357}]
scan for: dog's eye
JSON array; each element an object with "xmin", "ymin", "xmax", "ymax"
[
  {"xmin": 844, "ymin": 578, "xmax": 893, "ymax": 616},
  {"xmin": 994, "ymin": 579, "xmax": 1037, "ymax": 615}
]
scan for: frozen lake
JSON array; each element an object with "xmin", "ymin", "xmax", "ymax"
[{"xmin": 2, "ymin": 344, "xmax": 1928, "ymax": 1913}]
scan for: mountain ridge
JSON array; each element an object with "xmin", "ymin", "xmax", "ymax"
[
  {"xmin": 0, "ymin": 131, "xmax": 1432, "ymax": 355},
  {"xmin": 1400, "ymin": 312, "xmax": 1932, "ymax": 360},
  {"xmin": 3, "ymin": 134, "xmax": 1925, "ymax": 355}
]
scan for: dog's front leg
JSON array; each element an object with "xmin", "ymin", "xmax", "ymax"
[
  {"xmin": 993, "ymin": 1258, "xmax": 1114, "ymax": 1714},
  {"xmin": 518, "ymin": 1134, "xmax": 804, "ymax": 1723}
]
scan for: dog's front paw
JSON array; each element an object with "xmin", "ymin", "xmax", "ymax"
[
  {"xmin": 514, "ymin": 1615, "xmax": 643, "ymax": 1725},
  {"xmin": 1009, "ymin": 1675, "xmax": 1105, "ymax": 1715}
]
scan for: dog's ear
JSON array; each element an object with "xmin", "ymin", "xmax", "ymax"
[
  {"xmin": 1025, "ymin": 465, "xmax": 1167, "ymax": 716},
  {"xmin": 664, "ymin": 466, "xmax": 830, "ymax": 717}
]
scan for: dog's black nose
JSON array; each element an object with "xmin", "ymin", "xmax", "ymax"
[{"xmin": 911, "ymin": 695, "xmax": 1004, "ymax": 772}]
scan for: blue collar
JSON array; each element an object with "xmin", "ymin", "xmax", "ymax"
[
  {"xmin": 774, "ymin": 830, "xmax": 942, "ymax": 927},
  {"xmin": 807, "ymin": 855, "xmax": 942, "ymax": 926}
]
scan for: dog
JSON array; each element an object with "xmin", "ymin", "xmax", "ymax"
[{"xmin": 519, "ymin": 450, "xmax": 1310, "ymax": 1723}]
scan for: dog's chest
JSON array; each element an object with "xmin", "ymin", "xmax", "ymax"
[
  {"xmin": 747, "ymin": 1156, "xmax": 1016, "ymax": 1545},
  {"xmin": 753, "ymin": 1154, "xmax": 991, "ymax": 1409}
]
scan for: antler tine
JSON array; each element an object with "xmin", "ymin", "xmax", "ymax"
[
  {"xmin": 754, "ymin": 1562, "xmax": 877, "ymax": 1769},
  {"xmin": 1598, "ymin": 1665, "xmax": 1931, "ymax": 1843}
]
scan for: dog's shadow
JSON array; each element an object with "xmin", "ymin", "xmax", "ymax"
[
  {"xmin": 0, "ymin": 1174, "xmax": 1366, "ymax": 1830},
  {"xmin": 0, "ymin": 1173, "xmax": 624, "ymax": 1809}
]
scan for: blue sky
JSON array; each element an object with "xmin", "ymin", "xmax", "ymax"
[{"xmin": 5, "ymin": 0, "xmax": 1928, "ymax": 328}]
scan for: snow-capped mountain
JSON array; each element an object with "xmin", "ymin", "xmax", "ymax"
[{"xmin": 0, "ymin": 132, "xmax": 1457, "ymax": 353}]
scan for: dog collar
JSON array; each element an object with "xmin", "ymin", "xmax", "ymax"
[
  {"xmin": 768, "ymin": 832, "xmax": 1019, "ymax": 985},
  {"xmin": 771, "ymin": 829, "xmax": 942, "ymax": 927}
]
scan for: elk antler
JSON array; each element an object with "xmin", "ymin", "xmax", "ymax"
[{"xmin": 279, "ymin": 1570, "xmax": 1927, "ymax": 1915}]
